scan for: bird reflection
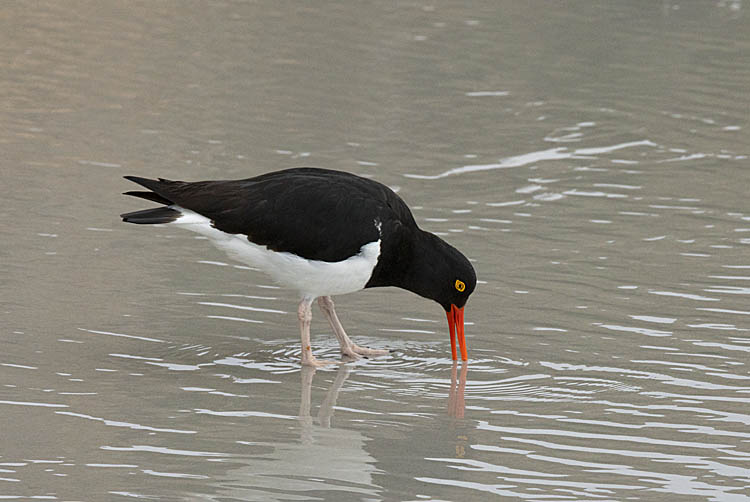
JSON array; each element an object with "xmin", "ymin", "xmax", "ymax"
[
  {"xmin": 447, "ymin": 361, "xmax": 468, "ymax": 418},
  {"xmin": 298, "ymin": 362, "xmax": 468, "ymax": 426},
  {"xmin": 212, "ymin": 365, "xmax": 378, "ymax": 500}
]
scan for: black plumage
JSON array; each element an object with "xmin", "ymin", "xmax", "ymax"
[{"xmin": 123, "ymin": 169, "xmax": 413, "ymax": 263}]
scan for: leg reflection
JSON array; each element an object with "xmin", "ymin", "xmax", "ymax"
[
  {"xmin": 318, "ymin": 364, "xmax": 351, "ymax": 428},
  {"xmin": 298, "ymin": 364, "xmax": 353, "ymax": 438},
  {"xmin": 447, "ymin": 361, "xmax": 468, "ymax": 418},
  {"xmin": 298, "ymin": 366, "xmax": 316, "ymax": 444}
]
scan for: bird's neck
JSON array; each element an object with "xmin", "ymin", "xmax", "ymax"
[
  {"xmin": 400, "ymin": 230, "xmax": 447, "ymax": 301},
  {"xmin": 366, "ymin": 228, "xmax": 443, "ymax": 302}
]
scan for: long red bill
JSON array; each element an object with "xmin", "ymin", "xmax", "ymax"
[{"xmin": 446, "ymin": 304, "xmax": 467, "ymax": 361}]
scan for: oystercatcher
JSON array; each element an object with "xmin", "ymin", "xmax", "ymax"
[{"xmin": 121, "ymin": 168, "xmax": 476, "ymax": 366}]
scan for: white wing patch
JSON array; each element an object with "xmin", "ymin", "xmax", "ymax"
[
  {"xmin": 171, "ymin": 207, "xmax": 381, "ymax": 298},
  {"xmin": 374, "ymin": 217, "xmax": 383, "ymax": 236}
]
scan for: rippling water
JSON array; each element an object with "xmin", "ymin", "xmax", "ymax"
[{"xmin": 2, "ymin": 1, "xmax": 750, "ymax": 501}]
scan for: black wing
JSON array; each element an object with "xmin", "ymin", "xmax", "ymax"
[{"xmin": 123, "ymin": 168, "xmax": 418, "ymax": 263}]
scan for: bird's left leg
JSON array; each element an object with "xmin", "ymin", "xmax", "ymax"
[
  {"xmin": 317, "ymin": 296, "xmax": 389, "ymax": 359},
  {"xmin": 299, "ymin": 296, "xmax": 336, "ymax": 367}
]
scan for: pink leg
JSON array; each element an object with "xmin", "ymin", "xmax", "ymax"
[
  {"xmin": 298, "ymin": 297, "xmax": 336, "ymax": 367},
  {"xmin": 317, "ymin": 296, "xmax": 389, "ymax": 359}
]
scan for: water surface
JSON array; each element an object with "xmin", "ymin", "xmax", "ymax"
[{"xmin": 2, "ymin": 1, "xmax": 749, "ymax": 500}]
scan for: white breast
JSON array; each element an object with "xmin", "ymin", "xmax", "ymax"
[{"xmin": 171, "ymin": 208, "xmax": 381, "ymax": 298}]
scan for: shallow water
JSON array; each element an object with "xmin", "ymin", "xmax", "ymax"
[{"xmin": 2, "ymin": 1, "xmax": 750, "ymax": 500}]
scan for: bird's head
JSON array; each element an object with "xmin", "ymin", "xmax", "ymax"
[
  {"xmin": 437, "ymin": 248, "xmax": 476, "ymax": 362},
  {"xmin": 410, "ymin": 233, "xmax": 476, "ymax": 361},
  {"xmin": 437, "ymin": 269, "xmax": 476, "ymax": 312}
]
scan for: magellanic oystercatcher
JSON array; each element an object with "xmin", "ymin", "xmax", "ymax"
[{"xmin": 121, "ymin": 168, "xmax": 476, "ymax": 367}]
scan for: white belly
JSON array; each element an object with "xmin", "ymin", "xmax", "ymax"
[{"xmin": 171, "ymin": 208, "xmax": 381, "ymax": 299}]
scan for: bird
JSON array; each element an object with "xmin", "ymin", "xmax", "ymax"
[{"xmin": 121, "ymin": 167, "xmax": 476, "ymax": 367}]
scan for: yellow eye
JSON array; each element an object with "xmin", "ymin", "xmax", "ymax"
[{"xmin": 455, "ymin": 279, "xmax": 466, "ymax": 292}]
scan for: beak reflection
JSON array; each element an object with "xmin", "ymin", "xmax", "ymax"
[{"xmin": 448, "ymin": 361, "xmax": 468, "ymax": 418}]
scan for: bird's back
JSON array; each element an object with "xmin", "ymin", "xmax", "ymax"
[{"xmin": 124, "ymin": 168, "xmax": 417, "ymax": 263}]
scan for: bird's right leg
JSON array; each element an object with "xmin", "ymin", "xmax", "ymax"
[
  {"xmin": 317, "ymin": 296, "xmax": 389, "ymax": 359},
  {"xmin": 298, "ymin": 296, "xmax": 336, "ymax": 367}
]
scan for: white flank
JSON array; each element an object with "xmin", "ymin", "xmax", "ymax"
[{"xmin": 171, "ymin": 208, "xmax": 381, "ymax": 298}]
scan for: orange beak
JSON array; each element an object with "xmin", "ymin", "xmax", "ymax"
[{"xmin": 446, "ymin": 304, "xmax": 467, "ymax": 361}]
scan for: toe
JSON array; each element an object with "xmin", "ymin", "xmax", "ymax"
[
  {"xmin": 351, "ymin": 345, "xmax": 389, "ymax": 357},
  {"xmin": 340, "ymin": 348, "xmax": 363, "ymax": 360}
]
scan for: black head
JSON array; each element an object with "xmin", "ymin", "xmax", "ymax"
[
  {"xmin": 433, "ymin": 240, "xmax": 476, "ymax": 312},
  {"xmin": 401, "ymin": 231, "xmax": 476, "ymax": 311}
]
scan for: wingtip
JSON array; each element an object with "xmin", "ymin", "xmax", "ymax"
[{"xmin": 123, "ymin": 175, "xmax": 174, "ymax": 184}]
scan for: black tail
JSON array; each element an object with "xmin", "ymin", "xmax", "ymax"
[
  {"xmin": 121, "ymin": 207, "xmax": 180, "ymax": 224},
  {"xmin": 122, "ymin": 176, "xmax": 176, "ymax": 203},
  {"xmin": 122, "ymin": 176, "xmax": 180, "ymax": 224}
]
